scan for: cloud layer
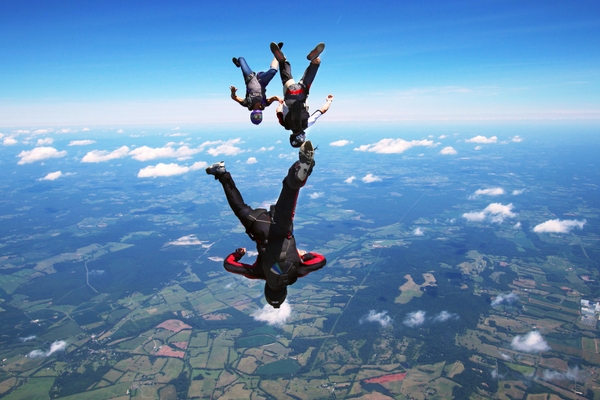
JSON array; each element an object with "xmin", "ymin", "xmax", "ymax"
[{"xmin": 355, "ymin": 138, "xmax": 434, "ymax": 154}]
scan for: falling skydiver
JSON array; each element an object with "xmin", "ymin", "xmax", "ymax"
[
  {"xmin": 270, "ymin": 42, "xmax": 334, "ymax": 147},
  {"xmin": 205, "ymin": 141, "xmax": 326, "ymax": 308}
]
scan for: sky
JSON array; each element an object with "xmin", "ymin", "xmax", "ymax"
[{"xmin": 1, "ymin": 0, "xmax": 600, "ymax": 127}]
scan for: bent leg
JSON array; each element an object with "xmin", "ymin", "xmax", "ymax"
[
  {"xmin": 217, "ymin": 172, "xmax": 254, "ymax": 227},
  {"xmin": 279, "ymin": 61, "xmax": 294, "ymax": 86},
  {"xmin": 257, "ymin": 68, "xmax": 277, "ymax": 87},
  {"xmin": 299, "ymin": 62, "xmax": 320, "ymax": 92},
  {"xmin": 238, "ymin": 57, "xmax": 254, "ymax": 81}
]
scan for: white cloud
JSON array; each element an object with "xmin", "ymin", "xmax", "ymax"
[
  {"xmin": 28, "ymin": 340, "xmax": 68, "ymax": 358},
  {"xmin": 474, "ymin": 145, "xmax": 482, "ymax": 150},
  {"xmin": 466, "ymin": 135, "xmax": 497, "ymax": 144},
  {"xmin": 33, "ymin": 129, "xmax": 50, "ymax": 135},
  {"xmin": 413, "ymin": 227, "xmax": 424, "ymax": 236},
  {"xmin": 512, "ymin": 189, "xmax": 525, "ymax": 195},
  {"xmin": 82, "ymin": 127, "xmax": 90, "ymax": 132},
  {"xmin": 19, "ymin": 335, "xmax": 37, "ymax": 342},
  {"xmin": 440, "ymin": 146, "xmax": 457, "ymax": 155},
  {"xmin": 129, "ymin": 145, "xmax": 201, "ymax": 161},
  {"xmin": 36, "ymin": 138, "xmax": 53, "ymax": 146},
  {"xmin": 355, "ymin": 138, "xmax": 435, "ymax": 154},
  {"xmin": 116, "ymin": 129, "xmax": 124, "ymax": 133},
  {"xmin": 17, "ymin": 147, "xmax": 67, "ymax": 164},
  {"xmin": 439, "ymin": 135, "xmax": 448, "ymax": 139},
  {"xmin": 345, "ymin": 176, "xmax": 356, "ymax": 184},
  {"xmin": 403, "ymin": 310, "xmax": 426, "ymax": 327},
  {"xmin": 246, "ymin": 157, "xmax": 257, "ymax": 164},
  {"xmin": 3, "ymin": 137, "xmax": 18, "ymax": 146},
  {"xmin": 56, "ymin": 128, "xmax": 73, "ymax": 134},
  {"xmin": 432, "ymin": 311, "xmax": 459, "ymax": 322},
  {"xmin": 330, "ymin": 140, "xmax": 352, "ymax": 147},
  {"xmin": 82, "ymin": 146, "xmax": 130, "ymax": 163},
  {"xmin": 541, "ymin": 366, "xmax": 584, "ymax": 382},
  {"xmin": 360, "ymin": 310, "xmax": 393, "ymax": 328},
  {"xmin": 88, "ymin": 270, "xmax": 104, "ymax": 276},
  {"xmin": 201, "ymin": 138, "xmax": 244, "ymax": 156},
  {"xmin": 251, "ymin": 302, "xmax": 292, "ymax": 327},
  {"xmin": 68, "ymin": 140, "xmax": 96, "ymax": 146},
  {"xmin": 512, "ymin": 135, "xmax": 523, "ymax": 143},
  {"xmin": 510, "ymin": 331, "xmax": 550, "ymax": 353},
  {"xmin": 362, "ymin": 174, "xmax": 382, "ymax": 183},
  {"xmin": 533, "ymin": 219, "xmax": 586, "ymax": 234},
  {"xmin": 469, "ymin": 187, "xmax": 505, "ymax": 199},
  {"xmin": 39, "ymin": 171, "xmax": 63, "ymax": 181},
  {"xmin": 463, "ymin": 203, "xmax": 516, "ymax": 224},
  {"xmin": 166, "ymin": 235, "xmax": 206, "ymax": 246},
  {"xmin": 491, "ymin": 292, "xmax": 519, "ymax": 307},
  {"xmin": 257, "ymin": 146, "xmax": 274, "ymax": 152},
  {"xmin": 513, "ymin": 221, "xmax": 522, "ymax": 229},
  {"xmin": 137, "ymin": 161, "xmax": 207, "ymax": 178},
  {"xmin": 309, "ymin": 192, "xmax": 324, "ymax": 200}
]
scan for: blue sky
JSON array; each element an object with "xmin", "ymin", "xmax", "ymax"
[{"xmin": 1, "ymin": 0, "xmax": 600, "ymax": 127}]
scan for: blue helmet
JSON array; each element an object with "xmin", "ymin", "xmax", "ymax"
[{"xmin": 250, "ymin": 110, "xmax": 263, "ymax": 125}]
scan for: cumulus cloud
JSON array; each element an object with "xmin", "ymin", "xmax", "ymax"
[
  {"xmin": 251, "ymin": 302, "xmax": 292, "ymax": 327},
  {"xmin": 362, "ymin": 174, "xmax": 382, "ymax": 183},
  {"xmin": 510, "ymin": 331, "xmax": 550, "ymax": 353},
  {"xmin": 491, "ymin": 369, "xmax": 505, "ymax": 379},
  {"xmin": 533, "ymin": 219, "xmax": 586, "ymax": 234},
  {"xmin": 246, "ymin": 157, "xmax": 257, "ymax": 164},
  {"xmin": 463, "ymin": 203, "xmax": 516, "ymax": 224},
  {"xmin": 355, "ymin": 138, "xmax": 435, "ymax": 154},
  {"xmin": 512, "ymin": 189, "xmax": 525, "ymax": 195},
  {"xmin": 82, "ymin": 127, "xmax": 90, "ymax": 132},
  {"xmin": 466, "ymin": 135, "xmax": 497, "ymax": 144},
  {"xmin": 512, "ymin": 136, "xmax": 523, "ymax": 143},
  {"xmin": 432, "ymin": 311, "xmax": 459, "ymax": 322},
  {"xmin": 309, "ymin": 192, "xmax": 324, "ymax": 200},
  {"xmin": 440, "ymin": 146, "xmax": 457, "ymax": 155},
  {"xmin": 4, "ymin": 137, "xmax": 18, "ymax": 146},
  {"xmin": 82, "ymin": 146, "xmax": 130, "ymax": 163},
  {"xmin": 201, "ymin": 138, "xmax": 244, "ymax": 156},
  {"xmin": 129, "ymin": 145, "xmax": 201, "ymax": 161},
  {"xmin": 116, "ymin": 129, "xmax": 124, "ymax": 133},
  {"xmin": 468, "ymin": 187, "xmax": 505, "ymax": 199},
  {"xmin": 257, "ymin": 146, "xmax": 274, "ymax": 152},
  {"xmin": 541, "ymin": 366, "xmax": 584, "ymax": 382},
  {"xmin": 165, "ymin": 235, "xmax": 205, "ymax": 246},
  {"xmin": 68, "ymin": 140, "xmax": 96, "ymax": 146},
  {"xmin": 345, "ymin": 176, "xmax": 356, "ymax": 184},
  {"xmin": 28, "ymin": 340, "xmax": 68, "ymax": 358},
  {"xmin": 491, "ymin": 292, "xmax": 519, "ymax": 307},
  {"xmin": 33, "ymin": 129, "xmax": 50, "ymax": 135},
  {"xmin": 19, "ymin": 335, "xmax": 37, "ymax": 342},
  {"xmin": 360, "ymin": 310, "xmax": 393, "ymax": 328},
  {"xmin": 137, "ymin": 161, "xmax": 207, "ymax": 178},
  {"xmin": 413, "ymin": 227, "xmax": 424, "ymax": 236},
  {"xmin": 404, "ymin": 311, "xmax": 427, "ymax": 327},
  {"xmin": 36, "ymin": 138, "xmax": 53, "ymax": 146},
  {"xmin": 17, "ymin": 147, "xmax": 67, "ymax": 164},
  {"xmin": 39, "ymin": 171, "xmax": 63, "ymax": 181},
  {"xmin": 330, "ymin": 140, "xmax": 352, "ymax": 147}
]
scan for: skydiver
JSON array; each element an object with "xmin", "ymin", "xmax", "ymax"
[
  {"xmin": 205, "ymin": 141, "xmax": 326, "ymax": 308},
  {"xmin": 270, "ymin": 42, "xmax": 334, "ymax": 147},
  {"xmin": 230, "ymin": 43, "xmax": 284, "ymax": 125}
]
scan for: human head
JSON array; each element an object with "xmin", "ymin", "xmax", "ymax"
[
  {"xmin": 289, "ymin": 132, "xmax": 306, "ymax": 148},
  {"xmin": 250, "ymin": 110, "xmax": 263, "ymax": 125},
  {"xmin": 264, "ymin": 284, "xmax": 287, "ymax": 308}
]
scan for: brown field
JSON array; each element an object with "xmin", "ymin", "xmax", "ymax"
[
  {"xmin": 172, "ymin": 341, "xmax": 188, "ymax": 350},
  {"xmin": 156, "ymin": 319, "xmax": 192, "ymax": 333},
  {"xmin": 365, "ymin": 372, "xmax": 407, "ymax": 384},
  {"xmin": 156, "ymin": 345, "xmax": 185, "ymax": 358},
  {"xmin": 0, "ymin": 377, "xmax": 17, "ymax": 395}
]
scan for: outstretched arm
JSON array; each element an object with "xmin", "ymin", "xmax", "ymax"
[
  {"xmin": 276, "ymin": 99, "xmax": 285, "ymax": 126},
  {"xmin": 266, "ymin": 96, "xmax": 282, "ymax": 107},
  {"xmin": 230, "ymin": 86, "xmax": 244, "ymax": 105},
  {"xmin": 223, "ymin": 248, "xmax": 264, "ymax": 279},
  {"xmin": 297, "ymin": 252, "xmax": 327, "ymax": 277},
  {"xmin": 319, "ymin": 94, "xmax": 334, "ymax": 113}
]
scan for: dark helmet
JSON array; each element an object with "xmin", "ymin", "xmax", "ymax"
[
  {"xmin": 289, "ymin": 132, "xmax": 306, "ymax": 148},
  {"xmin": 250, "ymin": 110, "xmax": 263, "ymax": 125},
  {"xmin": 264, "ymin": 284, "xmax": 287, "ymax": 308}
]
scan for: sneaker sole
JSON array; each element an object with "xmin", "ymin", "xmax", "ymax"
[
  {"xmin": 270, "ymin": 42, "xmax": 286, "ymax": 63},
  {"xmin": 306, "ymin": 43, "xmax": 325, "ymax": 61}
]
